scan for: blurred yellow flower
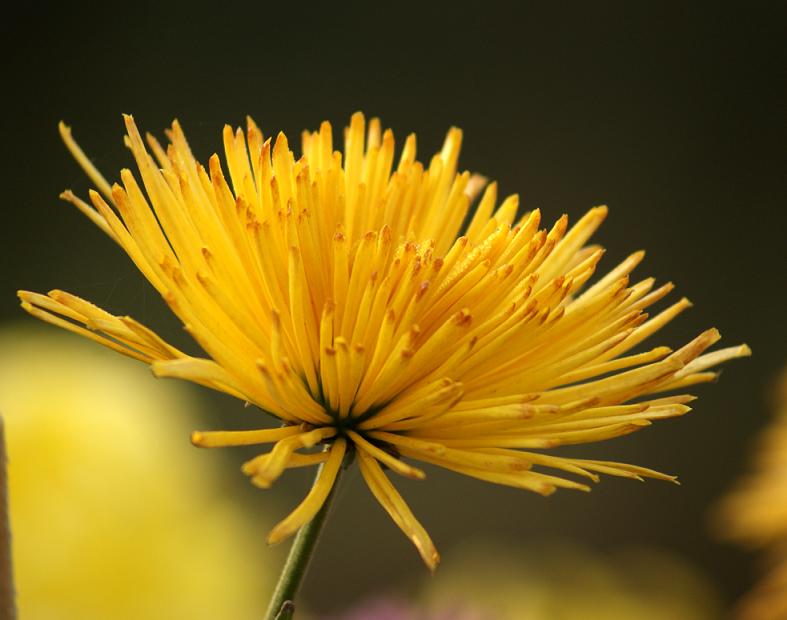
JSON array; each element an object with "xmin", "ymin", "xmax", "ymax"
[
  {"xmin": 716, "ymin": 369, "xmax": 787, "ymax": 620},
  {"xmin": 326, "ymin": 541, "xmax": 721, "ymax": 620},
  {"xmin": 419, "ymin": 541, "xmax": 722, "ymax": 620},
  {"xmin": 0, "ymin": 327, "xmax": 273, "ymax": 620},
  {"xmin": 19, "ymin": 113, "xmax": 748, "ymax": 569}
]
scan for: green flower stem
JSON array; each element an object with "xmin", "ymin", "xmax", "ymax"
[
  {"xmin": 264, "ymin": 451, "xmax": 351, "ymax": 620},
  {"xmin": 0, "ymin": 418, "xmax": 16, "ymax": 620}
]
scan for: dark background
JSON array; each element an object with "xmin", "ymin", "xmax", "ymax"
[{"xmin": 1, "ymin": 2, "xmax": 785, "ymax": 615}]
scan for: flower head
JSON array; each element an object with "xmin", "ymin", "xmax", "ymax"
[{"xmin": 19, "ymin": 113, "xmax": 749, "ymax": 569}]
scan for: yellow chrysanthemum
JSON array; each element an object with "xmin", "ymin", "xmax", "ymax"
[
  {"xmin": 715, "ymin": 370, "xmax": 787, "ymax": 620},
  {"xmin": 19, "ymin": 113, "xmax": 749, "ymax": 570}
]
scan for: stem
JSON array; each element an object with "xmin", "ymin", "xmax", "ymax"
[
  {"xmin": 264, "ymin": 454, "xmax": 350, "ymax": 620},
  {"xmin": 0, "ymin": 418, "xmax": 16, "ymax": 620}
]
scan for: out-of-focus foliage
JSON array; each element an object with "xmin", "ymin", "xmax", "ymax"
[
  {"xmin": 329, "ymin": 540, "xmax": 721, "ymax": 620},
  {"xmin": 0, "ymin": 326, "xmax": 274, "ymax": 620},
  {"xmin": 716, "ymin": 368, "xmax": 787, "ymax": 620}
]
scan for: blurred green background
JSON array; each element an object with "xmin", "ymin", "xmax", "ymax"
[{"xmin": 0, "ymin": 2, "xmax": 784, "ymax": 617}]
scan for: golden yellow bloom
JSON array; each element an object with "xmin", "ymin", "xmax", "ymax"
[
  {"xmin": 19, "ymin": 112, "xmax": 749, "ymax": 570},
  {"xmin": 715, "ymin": 370, "xmax": 787, "ymax": 620}
]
